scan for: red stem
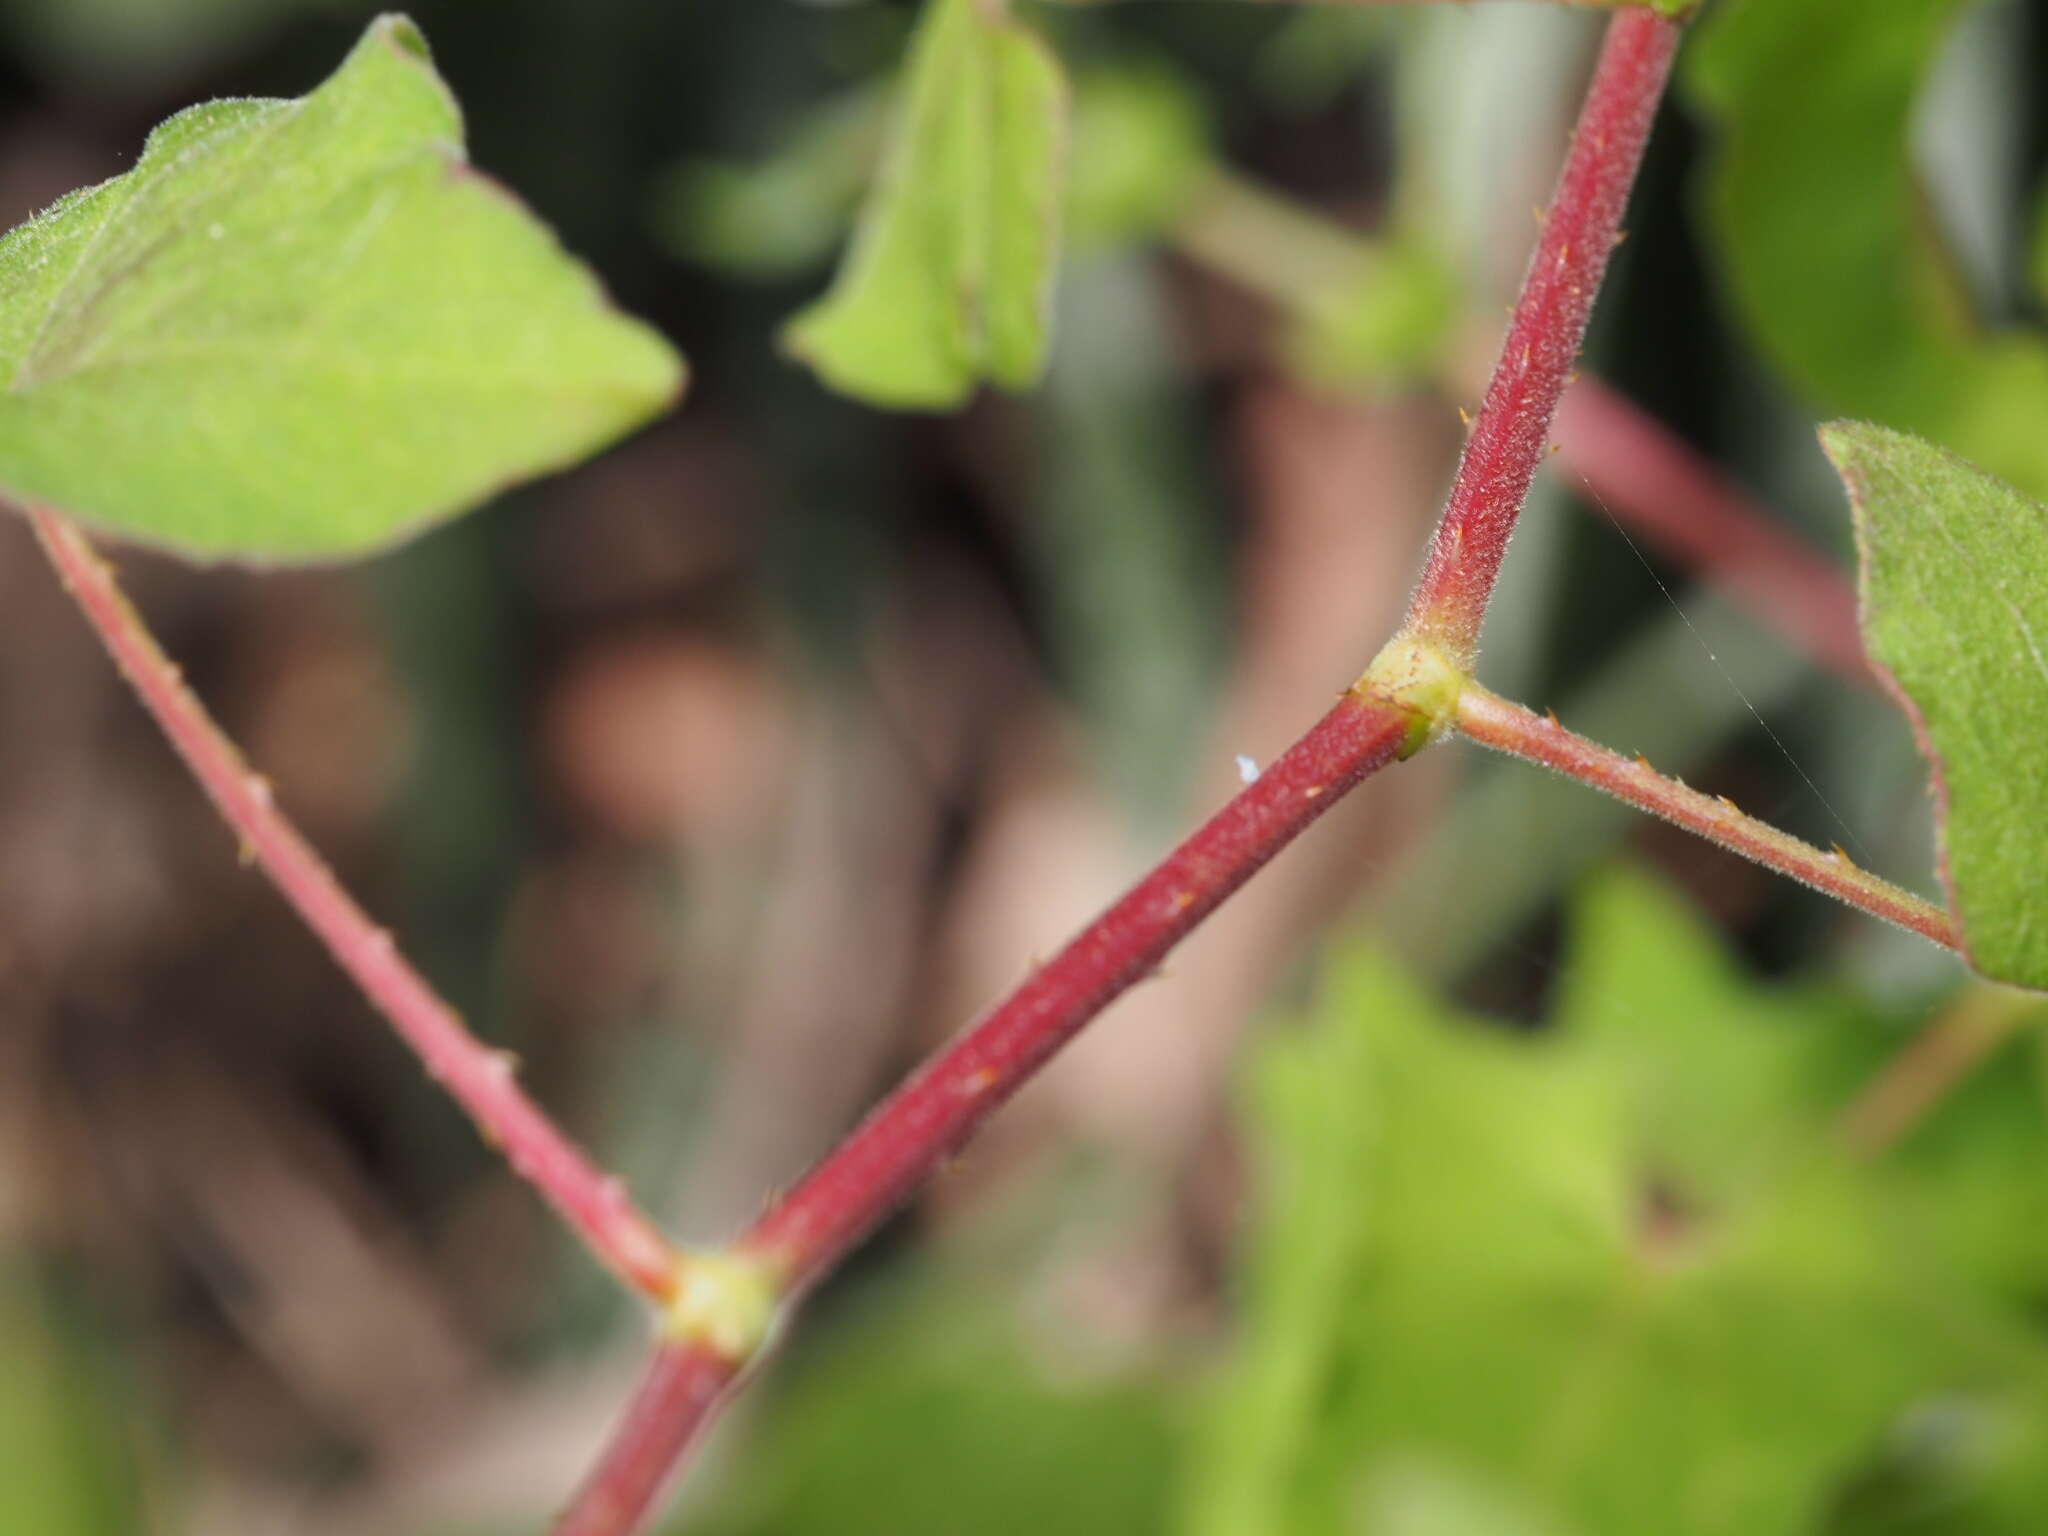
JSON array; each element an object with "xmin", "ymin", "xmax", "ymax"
[
  {"xmin": 556, "ymin": 14, "xmax": 1685, "ymax": 1532},
  {"xmin": 29, "ymin": 507, "xmax": 682, "ymax": 1303},
  {"xmin": 1551, "ymin": 377, "xmax": 1871, "ymax": 686},
  {"xmin": 742, "ymin": 690, "xmax": 1411, "ymax": 1282},
  {"xmin": 1454, "ymin": 682, "xmax": 1957, "ymax": 949},
  {"xmin": 1403, "ymin": 7, "xmax": 1680, "ymax": 661},
  {"xmin": 554, "ymin": 1344, "xmax": 740, "ymax": 1536},
  {"xmin": 549, "ymin": 690, "xmax": 1412, "ymax": 1536}
]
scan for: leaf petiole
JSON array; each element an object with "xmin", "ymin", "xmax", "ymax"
[{"xmin": 1453, "ymin": 680, "xmax": 1958, "ymax": 950}]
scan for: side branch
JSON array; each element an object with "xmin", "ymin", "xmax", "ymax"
[
  {"xmin": 29, "ymin": 507, "xmax": 682, "ymax": 1303},
  {"xmin": 554, "ymin": 10, "xmax": 1690, "ymax": 1531},
  {"xmin": 1170, "ymin": 178, "xmax": 1866, "ymax": 688},
  {"xmin": 1453, "ymin": 681, "xmax": 1958, "ymax": 950},
  {"xmin": 1403, "ymin": 7, "xmax": 1681, "ymax": 661}
]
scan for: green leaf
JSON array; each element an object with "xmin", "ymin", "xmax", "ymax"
[
  {"xmin": 1687, "ymin": 0, "xmax": 2048, "ymax": 501},
  {"xmin": 1191, "ymin": 868, "xmax": 2048, "ymax": 1536},
  {"xmin": 1820, "ymin": 422, "xmax": 2048, "ymax": 992},
  {"xmin": 0, "ymin": 15, "xmax": 683, "ymax": 561},
  {"xmin": 783, "ymin": 0, "xmax": 1069, "ymax": 411}
]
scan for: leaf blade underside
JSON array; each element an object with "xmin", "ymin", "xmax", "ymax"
[{"xmin": 0, "ymin": 13, "xmax": 684, "ymax": 561}]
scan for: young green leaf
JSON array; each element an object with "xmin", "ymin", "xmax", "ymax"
[
  {"xmin": 1822, "ymin": 422, "xmax": 2048, "ymax": 992},
  {"xmin": 0, "ymin": 14, "xmax": 683, "ymax": 561},
  {"xmin": 782, "ymin": 0, "xmax": 1068, "ymax": 411}
]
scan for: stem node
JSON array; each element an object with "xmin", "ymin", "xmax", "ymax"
[
  {"xmin": 1356, "ymin": 635, "xmax": 1468, "ymax": 759},
  {"xmin": 661, "ymin": 1250, "xmax": 784, "ymax": 1365}
]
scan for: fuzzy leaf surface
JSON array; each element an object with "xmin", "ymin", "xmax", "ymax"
[
  {"xmin": 1823, "ymin": 422, "xmax": 2048, "ymax": 991},
  {"xmin": 0, "ymin": 14, "xmax": 683, "ymax": 560}
]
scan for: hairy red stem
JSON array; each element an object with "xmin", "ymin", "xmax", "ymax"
[
  {"xmin": 550, "ymin": 691, "xmax": 1412, "ymax": 1536},
  {"xmin": 1551, "ymin": 377, "xmax": 1870, "ymax": 685},
  {"xmin": 1454, "ymin": 682, "xmax": 1957, "ymax": 949},
  {"xmin": 742, "ymin": 690, "xmax": 1412, "ymax": 1282},
  {"xmin": 1404, "ymin": 7, "xmax": 1680, "ymax": 660},
  {"xmin": 29, "ymin": 507, "xmax": 682, "ymax": 1302},
  {"xmin": 554, "ymin": 1344, "xmax": 740, "ymax": 1536},
  {"xmin": 556, "ymin": 14, "xmax": 1685, "ymax": 1532}
]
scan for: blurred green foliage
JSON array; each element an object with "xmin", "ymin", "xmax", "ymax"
[
  {"xmin": 655, "ymin": 86, "xmax": 887, "ymax": 284},
  {"xmin": 0, "ymin": 1261, "xmax": 143, "ymax": 1535},
  {"xmin": 674, "ymin": 872, "xmax": 2048, "ymax": 1535},
  {"xmin": 1190, "ymin": 869, "xmax": 2048, "ymax": 1536},
  {"xmin": 1280, "ymin": 236, "xmax": 1461, "ymax": 389},
  {"xmin": 0, "ymin": 0, "xmax": 323, "ymax": 80},
  {"xmin": 1066, "ymin": 61, "xmax": 1209, "ymax": 251},
  {"xmin": 681, "ymin": 1276, "xmax": 1179, "ymax": 1536},
  {"xmin": 1689, "ymin": 0, "xmax": 2048, "ymax": 499}
]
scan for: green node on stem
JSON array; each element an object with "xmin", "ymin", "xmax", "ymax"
[
  {"xmin": 660, "ymin": 1249, "xmax": 784, "ymax": 1364},
  {"xmin": 1355, "ymin": 636, "xmax": 1469, "ymax": 760}
]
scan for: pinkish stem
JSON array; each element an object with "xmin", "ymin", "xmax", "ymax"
[
  {"xmin": 737, "ymin": 689, "xmax": 1414, "ymax": 1287},
  {"xmin": 546, "ymin": 688, "xmax": 1414, "ymax": 1536},
  {"xmin": 1403, "ymin": 7, "xmax": 1680, "ymax": 661},
  {"xmin": 553, "ymin": 1344, "xmax": 740, "ymax": 1536},
  {"xmin": 29, "ymin": 506, "xmax": 682, "ymax": 1303},
  {"xmin": 555, "ymin": 11, "xmax": 1686, "ymax": 1534},
  {"xmin": 1454, "ymin": 680, "xmax": 1957, "ymax": 949}
]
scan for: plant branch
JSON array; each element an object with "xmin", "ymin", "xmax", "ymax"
[
  {"xmin": 550, "ymin": 689, "xmax": 1414, "ymax": 1536},
  {"xmin": 1170, "ymin": 175, "xmax": 1867, "ymax": 689},
  {"xmin": 554, "ymin": 12, "xmax": 1685, "ymax": 1532},
  {"xmin": 1453, "ymin": 680, "xmax": 1958, "ymax": 949},
  {"xmin": 1402, "ymin": 6, "xmax": 1680, "ymax": 662},
  {"xmin": 554, "ymin": 1343, "xmax": 741, "ymax": 1536},
  {"xmin": 736, "ymin": 688, "xmax": 1416, "ymax": 1286},
  {"xmin": 28, "ymin": 506, "xmax": 683, "ymax": 1303}
]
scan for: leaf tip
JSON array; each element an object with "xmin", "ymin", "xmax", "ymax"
[{"xmin": 368, "ymin": 13, "xmax": 433, "ymax": 65}]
